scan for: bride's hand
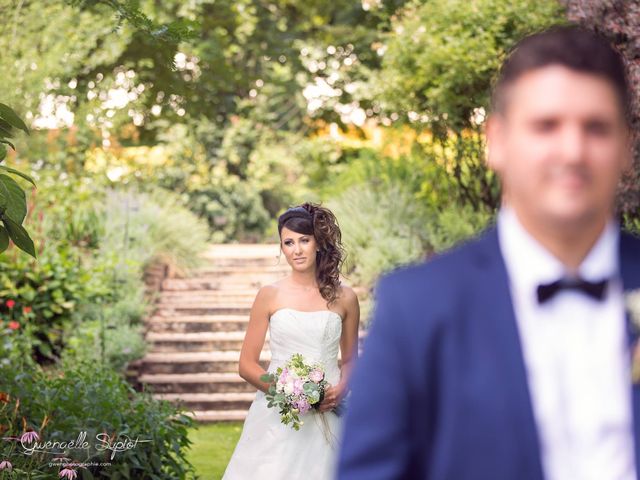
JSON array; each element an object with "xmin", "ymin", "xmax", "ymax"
[{"xmin": 318, "ymin": 384, "xmax": 344, "ymax": 413}]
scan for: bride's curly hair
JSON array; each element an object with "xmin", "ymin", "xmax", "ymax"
[{"xmin": 277, "ymin": 202, "xmax": 345, "ymax": 306}]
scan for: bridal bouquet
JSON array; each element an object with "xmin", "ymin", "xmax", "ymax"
[{"xmin": 260, "ymin": 353, "xmax": 329, "ymax": 430}]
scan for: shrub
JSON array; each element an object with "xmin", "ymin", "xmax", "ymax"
[
  {"xmin": 327, "ymin": 180, "xmax": 432, "ymax": 290},
  {"xmin": 0, "ymin": 358, "xmax": 196, "ymax": 479},
  {"xmin": 0, "ymin": 243, "xmax": 91, "ymax": 364}
]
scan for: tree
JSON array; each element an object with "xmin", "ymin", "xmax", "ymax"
[
  {"xmin": 562, "ymin": 0, "xmax": 640, "ymax": 219},
  {"xmin": 367, "ymin": 0, "xmax": 565, "ymax": 211}
]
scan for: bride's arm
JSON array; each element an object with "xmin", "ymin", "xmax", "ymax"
[
  {"xmin": 337, "ymin": 286, "xmax": 361, "ymax": 395},
  {"xmin": 319, "ymin": 285, "xmax": 360, "ymax": 412},
  {"xmin": 238, "ymin": 285, "xmax": 275, "ymax": 393}
]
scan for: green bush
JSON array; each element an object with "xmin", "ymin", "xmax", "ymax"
[
  {"xmin": 0, "ymin": 171, "xmax": 209, "ymax": 370},
  {"xmin": 0, "ymin": 358, "xmax": 196, "ymax": 479},
  {"xmin": 99, "ymin": 186, "xmax": 210, "ymax": 272},
  {"xmin": 428, "ymin": 203, "xmax": 494, "ymax": 252},
  {"xmin": 326, "ymin": 167, "xmax": 494, "ymax": 303},
  {"xmin": 0, "ymin": 243, "xmax": 91, "ymax": 364},
  {"xmin": 61, "ymin": 185, "xmax": 209, "ymax": 370},
  {"xmin": 327, "ymin": 180, "xmax": 432, "ymax": 290},
  {"xmin": 184, "ymin": 174, "xmax": 271, "ymax": 244}
]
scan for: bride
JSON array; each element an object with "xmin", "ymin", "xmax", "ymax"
[{"xmin": 222, "ymin": 202, "xmax": 360, "ymax": 479}]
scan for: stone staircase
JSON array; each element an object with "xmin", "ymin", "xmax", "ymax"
[{"xmin": 136, "ymin": 244, "xmax": 365, "ymax": 423}]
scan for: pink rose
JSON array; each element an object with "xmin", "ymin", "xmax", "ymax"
[{"xmin": 309, "ymin": 369, "xmax": 324, "ymax": 383}]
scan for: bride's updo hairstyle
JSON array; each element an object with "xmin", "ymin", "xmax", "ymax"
[{"xmin": 277, "ymin": 202, "xmax": 345, "ymax": 306}]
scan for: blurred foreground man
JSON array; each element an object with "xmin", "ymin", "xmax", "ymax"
[{"xmin": 337, "ymin": 25, "xmax": 640, "ymax": 480}]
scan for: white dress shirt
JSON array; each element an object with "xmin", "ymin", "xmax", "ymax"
[{"xmin": 497, "ymin": 206, "xmax": 636, "ymax": 480}]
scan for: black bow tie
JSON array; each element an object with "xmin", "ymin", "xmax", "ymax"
[{"xmin": 536, "ymin": 277, "xmax": 609, "ymax": 304}]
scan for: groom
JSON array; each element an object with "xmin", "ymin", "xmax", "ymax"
[{"xmin": 337, "ymin": 25, "xmax": 640, "ymax": 480}]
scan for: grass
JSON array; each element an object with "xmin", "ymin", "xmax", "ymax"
[{"xmin": 186, "ymin": 422, "xmax": 244, "ymax": 480}]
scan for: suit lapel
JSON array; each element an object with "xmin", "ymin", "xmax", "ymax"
[
  {"xmin": 474, "ymin": 227, "xmax": 545, "ymax": 480},
  {"xmin": 470, "ymin": 228, "xmax": 640, "ymax": 478},
  {"xmin": 620, "ymin": 232, "xmax": 640, "ymax": 479}
]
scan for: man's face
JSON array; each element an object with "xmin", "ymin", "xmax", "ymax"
[{"xmin": 487, "ymin": 65, "xmax": 631, "ymax": 231}]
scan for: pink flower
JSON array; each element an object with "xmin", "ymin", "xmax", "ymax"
[
  {"xmin": 8, "ymin": 321, "xmax": 19, "ymax": 330},
  {"xmin": 293, "ymin": 379, "xmax": 304, "ymax": 396},
  {"xmin": 59, "ymin": 468, "xmax": 78, "ymax": 479},
  {"xmin": 22, "ymin": 306, "xmax": 32, "ymax": 314},
  {"xmin": 309, "ymin": 369, "xmax": 324, "ymax": 382},
  {"xmin": 20, "ymin": 430, "xmax": 39, "ymax": 444},
  {"xmin": 0, "ymin": 460, "xmax": 12, "ymax": 471},
  {"xmin": 280, "ymin": 368, "xmax": 289, "ymax": 382},
  {"xmin": 5, "ymin": 300, "xmax": 15, "ymax": 309},
  {"xmin": 297, "ymin": 398, "xmax": 311, "ymax": 414}
]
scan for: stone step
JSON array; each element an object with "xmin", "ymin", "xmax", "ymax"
[
  {"xmin": 161, "ymin": 278, "xmax": 272, "ymax": 291},
  {"xmin": 146, "ymin": 330, "xmax": 368, "ymax": 353},
  {"xmin": 185, "ymin": 410, "xmax": 247, "ymax": 423},
  {"xmin": 192, "ymin": 265, "xmax": 290, "ymax": 274},
  {"xmin": 153, "ymin": 392, "xmax": 257, "ymax": 411},
  {"xmin": 155, "ymin": 300, "xmax": 255, "ymax": 308},
  {"xmin": 201, "ymin": 244, "xmax": 279, "ymax": 258},
  {"xmin": 155, "ymin": 298, "xmax": 254, "ymax": 307},
  {"xmin": 139, "ymin": 349, "xmax": 359, "ymax": 375},
  {"xmin": 139, "ymin": 372, "xmax": 256, "ymax": 394},
  {"xmin": 140, "ymin": 351, "xmax": 271, "ymax": 374},
  {"xmin": 147, "ymin": 315, "xmax": 249, "ymax": 333},
  {"xmin": 157, "ymin": 291, "xmax": 257, "ymax": 300},
  {"xmin": 186, "ymin": 276, "xmax": 285, "ymax": 285},
  {"xmin": 154, "ymin": 305, "xmax": 252, "ymax": 316},
  {"xmin": 200, "ymin": 253, "xmax": 278, "ymax": 267},
  {"xmin": 146, "ymin": 331, "xmax": 260, "ymax": 352}
]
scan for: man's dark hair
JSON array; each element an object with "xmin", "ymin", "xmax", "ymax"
[{"xmin": 492, "ymin": 24, "xmax": 631, "ymax": 122}]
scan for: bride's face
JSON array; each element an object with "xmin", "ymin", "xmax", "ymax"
[{"xmin": 280, "ymin": 227, "xmax": 318, "ymax": 271}]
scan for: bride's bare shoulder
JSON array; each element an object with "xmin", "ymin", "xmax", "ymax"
[
  {"xmin": 253, "ymin": 279, "xmax": 287, "ymax": 309},
  {"xmin": 338, "ymin": 284, "xmax": 358, "ymax": 302}
]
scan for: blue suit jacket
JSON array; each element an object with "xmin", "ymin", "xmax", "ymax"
[{"xmin": 337, "ymin": 226, "xmax": 640, "ymax": 480}]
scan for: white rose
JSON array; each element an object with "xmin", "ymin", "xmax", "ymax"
[{"xmin": 284, "ymin": 383, "xmax": 294, "ymax": 395}]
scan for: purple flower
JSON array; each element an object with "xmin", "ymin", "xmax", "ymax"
[
  {"xmin": 309, "ymin": 369, "xmax": 324, "ymax": 382},
  {"xmin": 297, "ymin": 398, "xmax": 311, "ymax": 414},
  {"xmin": 59, "ymin": 468, "xmax": 78, "ymax": 479},
  {"xmin": 293, "ymin": 378, "xmax": 304, "ymax": 396},
  {"xmin": 280, "ymin": 368, "xmax": 289, "ymax": 382},
  {"xmin": 20, "ymin": 430, "xmax": 39, "ymax": 444},
  {"xmin": 0, "ymin": 460, "xmax": 12, "ymax": 471}
]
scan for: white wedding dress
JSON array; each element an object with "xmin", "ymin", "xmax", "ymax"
[{"xmin": 222, "ymin": 308, "xmax": 344, "ymax": 480}]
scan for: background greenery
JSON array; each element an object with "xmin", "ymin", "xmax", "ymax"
[{"xmin": 2, "ymin": 0, "xmax": 638, "ymax": 477}]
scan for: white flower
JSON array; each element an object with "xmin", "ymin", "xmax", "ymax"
[{"xmin": 284, "ymin": 383, "xmax": 294, "ymax": 396}]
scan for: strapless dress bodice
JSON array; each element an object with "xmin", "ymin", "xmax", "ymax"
[{"xmin": 266, "ymin": 308, "xmax": 343, "ymax": 384}]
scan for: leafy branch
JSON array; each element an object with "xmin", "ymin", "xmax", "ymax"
[
  {"xmin": 66, "ymin": 0, "xmax": 198, "ymax": 45},
  {"xmin": 0, "ymin": 104, "xmax": 36, "ymax": 258}
]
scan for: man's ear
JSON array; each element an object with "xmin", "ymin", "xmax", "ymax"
[{"xmin": 485, "ymin": 114, "xmax": 505, "ymax": 174}]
